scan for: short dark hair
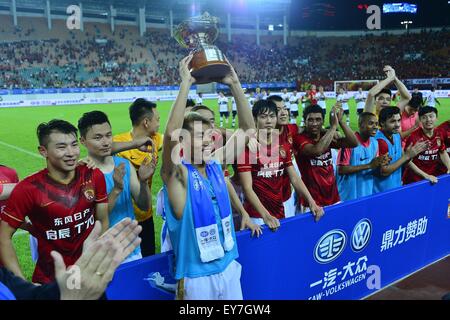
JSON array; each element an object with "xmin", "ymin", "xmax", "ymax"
[
  {"xmin": 303, "ymin": 104, "xmax": 325, "ymax": 121},
  {"xmin": 375, "ymin": 88, "xmax": 392, "ymax": 99},
  {"xmin": 78, "ymin": 111, "xmax": 111, "ymax": 138},
  {"xmin": 191, "ymin": 105, "xmax": 215, "ymax": 117},
  {"xmin": 129, "ymin": 98, "xmax": 157, "ymax": 126},
  {"xmin": 379, "ymin": 106, "xmax": 400, "ymax": 124},
  {"xmin": 419, "ymin": 106, "xmax": 438, "ymax": 117},
  {"xmin": 358, "ymin": 112, "xmax": 377, "ymax": 126},
  {"xmin": 37, "ymin": 119, "xmax": 78, "ymax": 147},
  {"xmin": 182, "ymin": 112, "xmax": 211, "ymax": 132},
  {"xmin": 408, "ymin": 96, "xmax": 422, "ymax": 109},
  {"xmin": 267, "ymin": 95, "xmax": 283, "ymax": 103},
  {"xmin": 252, "ymin": 99, "xmax": 278, "ymax": 118}
]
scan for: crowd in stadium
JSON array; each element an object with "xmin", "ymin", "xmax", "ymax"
[
  {"xmin": 1, "ymin": 53, "xmax": 449, "ymax": 299},
  {"xmin": 1, "ymin": 20, "xmax": 449, "ymax": 89}
]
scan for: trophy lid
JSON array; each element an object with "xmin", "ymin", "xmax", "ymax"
[{"xmin": 174, "ymin": 12, "xmax": 220, "ymax": 49}]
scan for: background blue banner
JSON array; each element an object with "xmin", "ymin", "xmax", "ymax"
[{"xmin": 106, "ymin": 176, "xmax": 450, "ymax": 300}]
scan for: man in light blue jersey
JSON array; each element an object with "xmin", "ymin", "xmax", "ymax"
[
  {"xmin": 337, "ymin": 112, "xmax": 389, "ymax": 201},
  {"xmin": 373, "ymin": 107, "xmax": 428, "ymax": 193},
  {"xmin": 161, "ymin": 55, "xmax": 255, "ymax": 300},
  {"xmin": 78, "ymin": 111, "xmax": 156, "ymax": 263}
]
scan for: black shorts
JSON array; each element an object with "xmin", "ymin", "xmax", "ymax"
[
  {"xmin": 290, "ymin": 110, "xmax": 299, "ymax": 118},
  {"xmin": 232, "ymin": 110, "xmax": 237, "ymax": 117},
  {"xmin": 220, "ymin": 111, "xmax": 229, "ymax": 118},
  {"xmin": 357, "ymin": 109, "xmax": 364, "ymax": 115},
  {"xmin": 343, "ymin": 109, "xmax": 350, "ymax": 115}
]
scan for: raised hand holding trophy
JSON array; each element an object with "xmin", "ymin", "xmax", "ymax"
[{"xmin": 174, "ymin": 12, "xmax": 230, "ymax": 84}]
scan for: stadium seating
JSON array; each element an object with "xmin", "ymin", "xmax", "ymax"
[{"xmin": 0, "ymin": 17, "xmax": 449, "ymax": 89}]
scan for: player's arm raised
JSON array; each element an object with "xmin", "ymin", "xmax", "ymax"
[
  {"xmin": 393, "ymin": 75, "xmax": 412, "ymax": 113},
  {"xmin": 331, "ymin": 107, "xmax": 359, "ymax": 149},
  {"xmin": 221, "ymin": 58, "xmax": 255, "ymax": 131},
  {"xmin": 160, "ymin": 56, "xmax": 194, "ymax": 220},
  {"xmin": 364, "ymin": 66, "xmax": 395, "ymax": 113},
  {"xmin": 213, "ymin": 59, "xmax": 255, "ymax": 164},
  {"xmin": 161, "ymin": 55, "xmax": 193, "ymax": 183}
]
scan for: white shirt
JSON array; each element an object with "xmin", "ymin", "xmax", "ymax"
[
  {"xmin": 281, "ymin": 93, "xmax": 290, "ymax": 103},
  {"xmin": 289, "ymin": 94, "xmax": 299, "ymax": 111},
  {"xmin": 426, "ymin": 92, "xmax": 436, "ymax": 106},
  {"xmin": 218, "ymin": 96, "xmax": 229, "ymax": 112},
  {"xmin": 317, "ymin": 92, "xmax": 326, "ymax": 109},
  {"xmin": 231, "ymin": 97, "xmax": 237, "ymax": 111},
  {"xmin": 195, "ymin": 96, "xmax": 203, "ymax": 105},
  {"xmin": 337, "ymin": 93, "xmax": 350, "ymax": 110}
]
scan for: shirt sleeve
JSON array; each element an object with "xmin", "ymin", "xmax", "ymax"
[
  {"xmin": 1, "ymin": 181, "xmax": 34, "ymax": 229},
  {"xmin": 337, "ymin": 148, "xmax": 352, "ymax": 166},
  {"xmin": 0, "ymin": 267, "xmax": 60, "ymax": 300},
  {"xmin": 92, "ymin": 169, "xmax": 108, "ymax": 204},
  {"xmin": 294, "ymin": 133, "xmax": 311, "ymax": 154},
  {"xmin": 377, "ymin": 139, "xmax": 389, "ymax": 156}
]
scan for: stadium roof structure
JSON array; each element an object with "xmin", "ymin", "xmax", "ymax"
[
  {"xmin": 0, "ymin": 0, "xmax": 292, "ymax": 28},
  {"xmin": 0, "ymin": 0, "xmax": 448, "ymax": 30}
]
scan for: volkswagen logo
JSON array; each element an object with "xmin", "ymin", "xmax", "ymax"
[
  {"xmin": 314, "ymin": 229, "xmax": 347, "ymax": 264},
  {"xmin": 351, "ymin": 218, "xmax": 372, "ymax": 252}
]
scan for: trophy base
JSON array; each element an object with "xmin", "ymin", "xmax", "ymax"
[
  {"xmin": 191, "ymin": 63, "xmax": 230, "ymax": 84},
  {"xmin": 190, "ymin": 46, "xmax": 230, "ymax": 84}
]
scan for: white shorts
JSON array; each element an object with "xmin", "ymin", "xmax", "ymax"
[
  {"xmin": 178, "ymin": 260, "xmax": 243, "ymax": 300},
  {"xmin": 160, "ymin": 221, "xmax": 173, "ymax": 253}
]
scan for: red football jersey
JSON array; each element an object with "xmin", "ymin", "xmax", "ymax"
[
  {"xmin": 1, "ymin": 165, "xmax": 108, "ymax": 284},
  {"xmin": 437, "ymin": 121, "xmax": 450, "ymax": 155},
  {"xmin": 293, "ymin": 132, "xmax": 340, "ymax": 207},
  {"xmin": 308, "ymin": 90, "xmax": 318, "ymax": 105},
  {"xmin": 279, "ymin": 124, "xmax": 298, "ymax": 202},
  {"xmin": 402, "ymin": 128, "xmax": 446, "ymax": 185},
  {"xmin": 237, "ymin": 140, "xmax": 292, "ymax": 219},
  {"xmin": 0, "ymin": 165, "xmax": 19, "ymax": 218}
]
